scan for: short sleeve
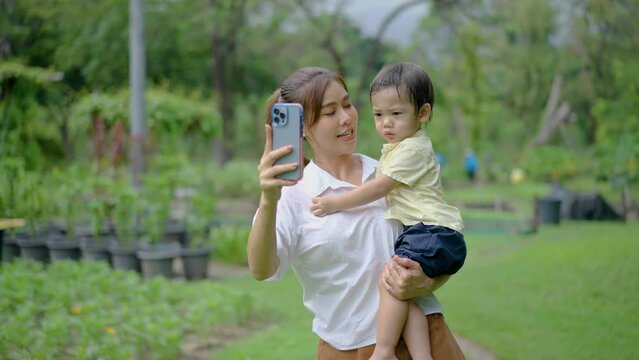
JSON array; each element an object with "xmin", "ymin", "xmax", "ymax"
[
  {"xmin": 381, "ymin": 141, "xmax": 434, "ymax": 187},
  {"xmin": 265, "ymin": 188, "xmax": 299, "ymax": 280}
]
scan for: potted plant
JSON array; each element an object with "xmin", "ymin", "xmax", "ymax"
[
  {"xmin": 79, "ymin": 175, "xmax": 115, "ymax": 264},
  {"xmin": 181, "ymin": 193, "xmax": 215, "ymax": 280},
  {"xmin": 47, "ymin": 171, "xmax": 83, "ymax": 262},
  {"xmin": 16, "ymin": 171, "xmax": 50, "ymax": 264},
  {"xmin": 0, "ymin": 157, "xmax": 25, "ymax": 263},
  {"xmin": 109, "ymin": 182, "xmax": 141, "ymax": 272},
  {"xmin": 136, "ymin": 174, "xmax": 180, "ymax": 278}
]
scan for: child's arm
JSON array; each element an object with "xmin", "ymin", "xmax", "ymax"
[{"xmin": 310, "ymin": 174, "xmax": 399, "ymax": 217}]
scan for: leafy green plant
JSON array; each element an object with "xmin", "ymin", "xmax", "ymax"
[
  {"xmin": 86, "ymin": 175, "xmax": 114, "ymax": 245},
  {"xmin": 112, "ymin": 182, "xmax": 139, "ymax": 246},
  {"xmin": 141, "ymin": 174, "xmax": 172, "ymax": 244},
  {"xmin": 51, "ymin": 167, "xmax": 84, "ymax": 241},
  {"xmin": 0, "ymin": 157, "xmax": 25, "ymax": 220},
  {"xmin": 21, "ymin": 171, "xmax": 48, "ymax": 239},
  {"xmin": 185, "ymin": 194, "xmax": 216, "ymax": 248},
  {"xmin": 210, "ymin": 224, "xmax": 250, "ymax": 265},
  {"xmin": 520, "ymin": 146, "xmax": 582, "ymax": 182},
  {"xmin": 0, "ymin": 259, "xmax": 254, "ymax": 359},
  {"xmin": 207, "ymin": 160, "xmax": 260, "ymax": 198}
]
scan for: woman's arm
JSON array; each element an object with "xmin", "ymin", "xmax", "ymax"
[
  {"xmin": 380, "ymin": 255, "xmax": 450, "ymax": 300},
  {"xmin": 310, "ymin": 174, "xmax": 399, "ymax": 217},
  {"xmin": 247, "ymin": 125, "xmax": 299, "ymax": 280}
]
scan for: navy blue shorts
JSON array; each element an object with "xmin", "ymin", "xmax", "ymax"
[{"xmin": 394, "ymin": 223, "xmax": 467, "ymax": 278}]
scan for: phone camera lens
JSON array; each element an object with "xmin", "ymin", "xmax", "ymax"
[
  {"xmin": 279, "ymin": 112, "xmax": 286, "ymax": 119},
  {"xmin": 274, "ymin": 108, "xmax": 280, "ymax": 115}
]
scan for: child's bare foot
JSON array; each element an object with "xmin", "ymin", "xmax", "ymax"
[{"xmin": 369, "ymin": 348, "xmax": 398, "ymax": 360}]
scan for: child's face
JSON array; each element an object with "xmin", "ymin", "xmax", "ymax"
[{"xmin": 371, "ymin": 86, "xmax": 430, "ymax": 144}]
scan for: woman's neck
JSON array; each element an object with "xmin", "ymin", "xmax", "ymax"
[{"xmin": 313, "ymin": 153, "xmax": 362, "ymax": 186}]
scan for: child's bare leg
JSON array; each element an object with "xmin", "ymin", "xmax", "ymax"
[
  {"xmin": 370, "ymin": 284, "xmax": 408, "ymax": 360},
  {"xmin": 402, "ymin": 302, "xmax": 432, "ymax": 360}
]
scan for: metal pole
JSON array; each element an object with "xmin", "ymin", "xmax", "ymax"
[{"xmin": 129, "ymin": 0, "xmax": 146, "ymax": 188}]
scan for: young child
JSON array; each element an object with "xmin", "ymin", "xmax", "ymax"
[{"xmin": 311, "ymin": 62, "xmax": 466, "ymax": 360}]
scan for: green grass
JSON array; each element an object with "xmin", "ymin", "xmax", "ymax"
[
  {"xmin": 213, "ymin": 221, "xmax": 639, "ymax": 360},
  {"xmin": 438, "ymin": 221, "xmax": 639, "ymax": 360},
  {"xmin": 212, "ymin": 273, "xmax": 316, "ymax": 359}
]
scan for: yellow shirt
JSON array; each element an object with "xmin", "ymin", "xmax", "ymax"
[{"xmin": 378, "ymin": 129, "xmax": 463, "ymax": 232}]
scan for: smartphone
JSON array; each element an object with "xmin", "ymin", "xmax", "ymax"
[{"xmin": 271, "ymin": 103, "xmax": 304, "ymax": 180}]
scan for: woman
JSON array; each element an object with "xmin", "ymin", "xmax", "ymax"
[{"xmin": 248, "ymin": 67, "xmax": 464, "ymax": 359}]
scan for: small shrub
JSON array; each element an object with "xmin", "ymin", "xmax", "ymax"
[
  {"xmin": 0, "ymin": 260, "xmax": 254, "ymax": 359},
  {"xmin": 520, "ymin": 146, "xmax": 583, "ymax": 182},
  {"xmin": 210, "ymin": 225, "xmax": 250, "ymax": 266}
]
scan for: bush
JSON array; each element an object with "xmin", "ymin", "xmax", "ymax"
[
  {"xmin": 211, "ymin": 225, "xmax": 250, "ymax": 266},
  {"xmin": 208, "ymin": 160, "xmax": 260, "ymax": 198},
  {"xmin": 0, "ymin": 260, "xmax": 253, "ymax": 359},
  {"xmin": 520, "ymin": 146, "xmax": 583, "ymax": 182}
]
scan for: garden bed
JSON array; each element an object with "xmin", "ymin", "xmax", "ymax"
[{"xmin": 0, "ymin": 260, "xmax": 256, "ymax": 359}]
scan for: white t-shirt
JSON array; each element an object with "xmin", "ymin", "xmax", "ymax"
[{"xmin": 263, "ymin": 154, "xmax": 442, "ymax": 350}]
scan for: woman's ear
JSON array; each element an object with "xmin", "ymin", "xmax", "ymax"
[{"xmin": 418, "ymin": 104, "xmax": 431, "ymax": 124}]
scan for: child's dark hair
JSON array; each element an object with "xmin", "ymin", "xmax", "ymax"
[{"xmin": 369, "ymin": 62, "xmax": 435, "ymax": 116}]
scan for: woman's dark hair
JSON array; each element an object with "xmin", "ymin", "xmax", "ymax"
[
  {"xmin": 369, "ymin": 62, "xmax": 435, "ymax": 116},
  {"xmin": 265, "ymin": 67, "xmax": 348, "ymax": 130}
]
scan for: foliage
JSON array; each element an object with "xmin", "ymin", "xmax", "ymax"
[
  {"xmin": 207, "ymin": 160, "xmax": 261, "ymax": 198},
  {"xmin": 140, "ymin": 174, "xmax": 173, "ymax": 244},
  {"xmin": 50, "ymin": 167, "xmax": 85, "ymax": 241},
  {"xmin": 519, "ymin": 145, "xmax": 583, "ymax": 182},
  {"xmin": 210, "ymin": 225, "xmax": 250, "ymax": 266},
  {"xmin": 0, "ymin": 157, "xmax": 26, "ymax": 219},
  {"xmin": 0, "ymin": 61, "xmax": 64, "ymax": 169},
  {"xmin": 0, "ymin": 260, "xmax": 254, "ymax": 359},
  {"xmin": 591, "ymin": 60, "xmax": 639, "ymax": 189},
  {"xmin": 2, "ymin": 0, "xmax": 638, "ymax": 202},
  {"xmin": 68, "ymin": 89, "xmax": 221, "ymax": 155},
  {"xmin": 212, "ymin": 271, "xmax": 312, "ymax": 359},
  {"xmin": 0, "ymin": 158, "xmax": 43, "ymax": 244},
  {"xmin": 185, "ymin": 195, "xmax": 216, "ymax": 249},
  {"xmin": 0, "ymin": 61, "xmax": 62, "ymax": 84},
  {"xmin": 86, "ymin": 176, "xmax": 114, "ymax": 244},
  {"xmin": 111, "ymin": 180, "xmax": 140, "ymax": 246}
]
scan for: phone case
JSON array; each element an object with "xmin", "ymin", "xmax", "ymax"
[{"xmin": 271, "ymin": 103, "xmax": 304, "ymax": 180}]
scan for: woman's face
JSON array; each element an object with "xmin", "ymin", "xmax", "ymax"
[{"xmin": 305, "ymin": 81, "xmax": 358, "ymax": 159}]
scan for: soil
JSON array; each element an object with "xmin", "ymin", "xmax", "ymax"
[{"xmin": 180, "ymin": 316, "xmax": 273, "ymax": 360}]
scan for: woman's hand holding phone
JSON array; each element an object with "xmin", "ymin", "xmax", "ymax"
[{"xmin": 257, "ymin": 124, "xmax": 299, "ymax": 204}]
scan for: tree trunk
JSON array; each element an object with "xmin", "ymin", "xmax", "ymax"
[
  {"xmin": 534, "ymin": 75, "xmax": 575, "ymax": 146},
  {"xmin": 209, "ymin": 0, "xmax": 246, "ymax": 165},
  {"xmin": 211, "ymin": 33, "xmax": 235, "ymax": 165}
]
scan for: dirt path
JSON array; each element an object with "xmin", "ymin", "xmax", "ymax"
[{"xmin": 455, "ymin": 335, "xmax": 499, "ymax": 360}]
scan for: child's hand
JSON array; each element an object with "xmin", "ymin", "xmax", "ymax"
[{"xmin": 310, "ymin": 196, "xmax": 337, "ymax": 217}]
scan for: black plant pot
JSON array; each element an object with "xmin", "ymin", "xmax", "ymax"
[
  {"xmin": 1, "ymin": 235, "xmax": 20, "ymax": 263},
  {"xmin": 79, "ymin": 237, "xmax": 113, "ymax": 265},
  {"xmin": 137, "ymin": 242, "xmax": 181, "ymax": 279},
  {"xmin": 17, "ymin": 236, "xmax": 49, "ymax": 264},
  {"xmin": 180, "ymin": 246, "xmax": 212, "ymax": 280},
  {"xmin": 46, "ymin": 237, "xmax": 81, "ymax": 262},
  {"xmin": 109, "ymin": 244, "xmax": 141, "ymax": 273},
  {"xmin": 536, "ymin": 196, "xmax": 562, "ymax": 225}
]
